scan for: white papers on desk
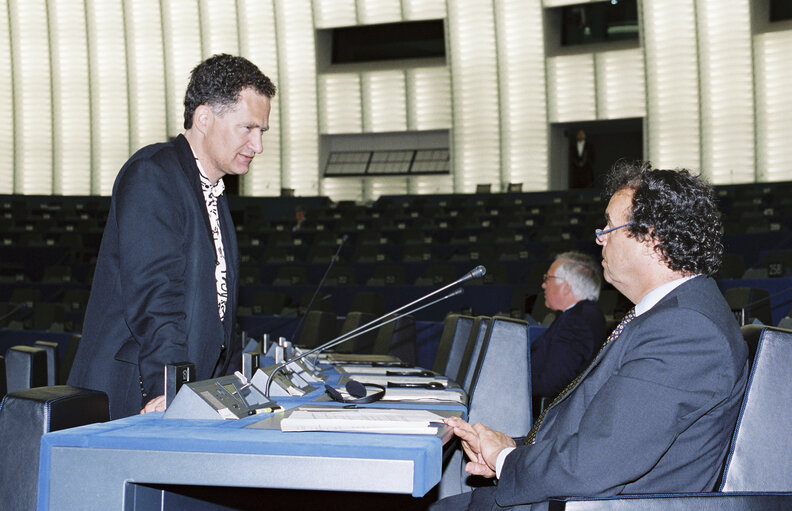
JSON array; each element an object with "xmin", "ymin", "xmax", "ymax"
[
  {"xmin": 280, "ymin": 408, "xmax": 446, "ymax": 435},
  {"xmin": 348, "ymin": 375, "xmax": 448, "ymax": 387},
  {"xmin": 382, "ymin": 388, "xmax": 466, "ymax": 405},
  {"xmin": 336, "ymin": 365, "xmax": 434, "ymax": 375},
  {"xmin": 319, "ymin": 353, "xmax": 402, "ymax": 364}
]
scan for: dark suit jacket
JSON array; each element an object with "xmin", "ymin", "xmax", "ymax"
[
  {"xmin": 530, "ymin": 299, "xmax": 606, "ymax": 399},
  {"xmin": 460, "ymin": 276, "xmax": 749, "ymax": 510},
  {"xmin": 68, "ymin": 135, "xmax": 241, "ymax": 419}
]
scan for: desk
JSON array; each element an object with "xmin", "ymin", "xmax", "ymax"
[{"xmin": 38, "ymin": 373, "xmax": 465, "ymax": 510}]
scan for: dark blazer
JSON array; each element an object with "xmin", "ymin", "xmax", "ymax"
[
  {"xmin": 530, "ymin": 299, "xmax": 607, "ymax": 399},
  {"xmin": 68, "ymin": 135, "xmax": 241, "ymax": 419},
  {"xmin": 445, "ymin": 276, "xmax": 749, "ymax": 510}
]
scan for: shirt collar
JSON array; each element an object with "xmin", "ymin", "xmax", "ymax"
[
  {"xmin": 634, "ymin": 274, "xmax": 699, "ymax": 316},
  {"xmin": 190, "ymin": 145, "xmax": 225, "ymax": 197}
]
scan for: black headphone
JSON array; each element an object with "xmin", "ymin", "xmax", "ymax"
[{"xmin": 325, "ymin": 380, "xmax": 386, "ymax": 404}]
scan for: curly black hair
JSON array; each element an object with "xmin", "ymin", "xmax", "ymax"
[
  {"xmin": 183, "ymin": 54, "xmax": 276, "ymax": 129},
  {"xmin": 604, "ymin": 160, "xmax": 723, "ymax": 276}
]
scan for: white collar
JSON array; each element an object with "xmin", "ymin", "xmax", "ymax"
[{"xmin": 634, "ymin": 275, "xmax": 699, "ymax": 316}]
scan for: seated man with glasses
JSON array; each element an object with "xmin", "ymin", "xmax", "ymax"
[
  {"xmin": 531, "ymin": 252, "xmax": 607, "ymax": 412},
  {"xmin": 431, "ymin": 161, "xmax": 748, "ymax": 510}
]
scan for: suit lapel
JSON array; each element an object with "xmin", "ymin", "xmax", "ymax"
[{"xmin": 173, "ymin": 134, "xmax": 214, "ymax": 242}]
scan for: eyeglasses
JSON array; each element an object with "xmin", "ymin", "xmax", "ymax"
[
  {"xmin": 542, "ymin": 273, "xmax": 564, "ymax": 283},
  {"xmin": 595, "ymin": 221, "xmax": 634, "ymax": 243}
]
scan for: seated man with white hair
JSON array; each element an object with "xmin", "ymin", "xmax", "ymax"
[{"xmin": 530, "ymin": 252, "xmax": 607, "ymax": 403}]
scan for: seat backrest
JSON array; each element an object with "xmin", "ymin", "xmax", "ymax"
[
  {"xmin": 720, "ymin": 327, "xmax": 792, "ymax": 491},
  {"xmin": 0, "ymin": 385, "xmax": 109, "ymax": 511},
  {"xmin": 373, "ymin": 315, "xmax": 416, "ymax": 365},
  {"xmin": 777, "ymin": 316, "xmax": 792, "ymax": 330},
  {"xmin": 460, "ymin": 317, "xmax": 491, "ymax": 393},
  {"xmin": 339, "ymin": 311, "xmax": 377, "ymax": 354},
  {"xmin": 59, "ymin": 334, "xmax": 81, "ymax": 385},
  {"xmin": 723, "ymin": 287, "xmax": 772, "ymax": 326},
  {"xmin": 5, "ymin": 345, "xmax": 48, "ymax": 393},
  {"xmin": 466, "ymin": 316, "xmax": 532, "ymax": 436},
  {"xmin": 296, "ymin": 310, "xmax": 339, "ymax": 350},
  {"xmin": 35, "ymin": 340, "xmax": 60, "ymax": 386},
  {"xmin": 431, "ymin": 314, "xmax": 475, "ymax": 380}
]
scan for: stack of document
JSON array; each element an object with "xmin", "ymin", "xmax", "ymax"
[{"xmin": 280, "ymin": 407, "xmax": 446, "ymax": 435}]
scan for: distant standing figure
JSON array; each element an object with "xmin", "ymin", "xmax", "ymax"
[{"xmin": 570, "ymin": 129, "xmax": 595, "ymax": 188}]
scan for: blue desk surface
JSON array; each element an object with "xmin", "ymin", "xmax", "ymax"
[{"xmin": 39, "ymin": 370, "xmax": 466, "ymax": 509}]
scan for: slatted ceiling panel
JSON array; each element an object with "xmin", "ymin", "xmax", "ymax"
[
  {"xmin": 495, "ymin": 0, "xmax": 547, "ymax": 191},
  {"xmin": 200, "ymin": 0, "xmax": 239, "ymax": 55},
  {"xmin": 125, "ymin": 0, "xmax": 168, "ymax": 150},
  {"xmin": 402, "ymin": 0, "xmax": 446, "ymax": 20},
  {"xmin": 409, "ymin": 174, "xmax": 454, "ymax": 195},
  {"xmin": 86, "ymin": 0, "xmax": 129, "ymax": 196},
  {"xmin": 362, "ymin": 70, "xmax": 408, "ymax": 133},
  {"xmin": 0, "ymin": 0, "xmax": 15, "ymax": 194},
  {"xmin": 313, "ymin": 0, "xmax": 357, "ymax": 28},
  {"xmin": 239, "ymin": 0, "xmax": 281, "ymax": 197},
  {"xmin": 10, "ymin": 0, "xmax": 53, "ymax": 194},
  {"xmin": 547, "ymin": 54, "xmax": 596, "ymax": 123},
  {"xmin": 322, "ymin": 177, "xmax": 364, "ymax": 202},
  {"xmin": 49, "ymin": 0, "xmax": 92, "ymax": 195},
  {"xmin": 595, "ymin": 48, "xmax": 646, "ymax": 120},
  {"xmin": 754, "ymin": 30, "xmax": 792, "ymax": 183},
  {"xmin": 319, "ymin": 74, "xmax": 363, "ymax": 134},
  {"xmin": 406, "ymin": 67, "xmax": 451, "ymax": 131},
  {"xmin": 357, "ymin": 0, "xmax": 403, "ymax": 25},
  {"xmin": 275, "ymin": 0, "xmax": 320, "ymax": 195},
  {"xmin": 161, "ymin": 0, "xmax": 202, "ymax": 138},
  {"xmin": 447, "ymin": 0, "xmax": 500, "ymax": 193},
  {"xmin": 642, "ymin": 0, "xmax": 700, "ymax": 171},
  {"xmin": 696, "ymin": 0, "xmax": 755, "ymax": 184}
]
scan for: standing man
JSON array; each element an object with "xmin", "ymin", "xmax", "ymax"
[
  {"xmin": 432, "ymin": 161, "xmax": 748, "ymax": 510},
  {"xmin": 531, "ymin": 252, "xmax": 606, "ymax": 403},
  {"xmin": 68, "ymin": 54, "xmax": 276, "ymax": 419},
  {"xmin": 570, "ymin": 129, "xmax": 595, "ymax": 188}
]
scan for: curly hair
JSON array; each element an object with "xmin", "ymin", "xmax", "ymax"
[
  {"xmin": 183, "ymin": 54, "xmax": 276, "ymax": 129},
  {"xmin": 604, "ymin": 160, "xmax": 723, "ymax": 276}
]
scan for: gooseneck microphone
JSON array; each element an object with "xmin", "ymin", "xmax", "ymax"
[
  {"xmin": 263, "ymin": 265, "xmax": 485, "ymax": 398},
  {"xmin": 288, "ymin": 234, "xmax": 348, "ymax": 344},
  {"xmin": 264, "ymin": 287, "xmax": 465, "ymax": 398}
]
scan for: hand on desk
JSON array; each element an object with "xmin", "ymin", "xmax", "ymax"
[
  {"xmin": 141, "ymin": 394, "xmax": 166, "ymax": 414},
  {"xmin": 444, "ymin": 416, "xmax": 516, "ymax": 478}
]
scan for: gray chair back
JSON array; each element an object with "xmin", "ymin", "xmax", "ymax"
[
  {"xmin": 439, "ymin": 316, "xmax": 531, "ymax": 499},
  {"xmin": 467, "ymin": 316, "xmax": 532, "ymax": 435},
  {"xmin": 720, "ymin": 327, "xmax": 792, "ymax": 492},
  {"xmin": 432, "ymin": 314, "xmax": 475, "ymax": 381},
  {"xmin": 5, "ymin": 345, "xmax": 48, "ymax": 393},
  {"xmin": 35, "ymin": 340, "xmax": 60, "ymax": 386},
  {"xmin": 296, "ymin": 310, "xmax": 339, "ymax": 349},
  {"xmin": 460, "ymin": 317, "xmax": 491, "ymax": 393},
  {"xmin": 373, "ymin": 315, "xmax": 416, "ymax": 365}
]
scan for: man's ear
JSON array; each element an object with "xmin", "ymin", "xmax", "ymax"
[{"xmin": 192, "ymin": 104, "xmax": 213, "ymax": 134}]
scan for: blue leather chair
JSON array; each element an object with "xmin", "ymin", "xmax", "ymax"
[{"xmin": 546, "ymin": 326, "xmax": 792, "ymax": 509}]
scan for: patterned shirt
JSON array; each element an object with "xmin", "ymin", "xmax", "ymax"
[{"xmin": 195, "ymin": 159, "xmax": 228, "ymax": 322}]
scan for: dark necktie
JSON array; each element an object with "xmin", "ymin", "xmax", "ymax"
[{"xmin": 524, "ymin": 307, "xmax": 636, "ymax": 445}]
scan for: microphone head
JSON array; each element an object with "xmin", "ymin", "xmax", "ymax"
[{"xmin": 471, "ymin": 265, "xmax": 486, "ymax": 279}]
